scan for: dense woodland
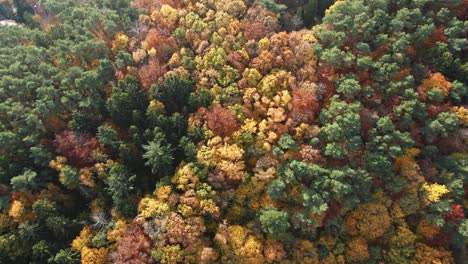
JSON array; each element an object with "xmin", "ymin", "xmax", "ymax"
[{"xmin": 0, "ymin": 0, "xmax": 467, "ymax": 263}]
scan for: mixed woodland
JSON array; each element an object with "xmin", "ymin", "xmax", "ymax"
[{"xmin": 0, "ymin": 0, "xmax": 467, "ymax": 263}]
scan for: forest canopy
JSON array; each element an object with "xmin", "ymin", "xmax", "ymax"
[{"xmin": 0, "ymin": 0, "xmax": 467, "ymax": 263}]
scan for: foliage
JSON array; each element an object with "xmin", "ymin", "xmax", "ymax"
[
  {"xmin": 107, "ymin": 77, "xmax": 148, "ymax": 128},
  {"xmin": 111, "ymin": 222, "xmax": 153, "ymax": 264},
  {"xmin": 54, "ymin": 130, "xmax": 102, "ymax": 167},
  {"xmin": 10, "ymin": 169, "xmax": 40, "ymax": 192},
  {"xmin": 107, "ymin": 164, "xmax": 136, "ymax": 216},
  {"xmin": 344, "ymin": 203, "xmax": 391, "ymax": 240},
  {"xmin": 0, "ymin": 0, "xmax": 467, "ymax": 263},
  {"xmin": 205, "ymin": 106, "xmax": 240, "ymax": 137},
  {"xmin": 260, "ymin": 0, "xmax": 287, "ymax": 13},
  {"xmin": 150, "ymin": 74, "xmax": 195, "ymax": 115},
  {"xmin": 142, "ymin": 133, "xmax": 173, "ymax": 177},
  {"xmin": 319, "ymin": 96, "xmax": 362, "ymax": 159},
  {"xmin": 258, "ymin": 206, "xmax": 290, "ymax": 239}
]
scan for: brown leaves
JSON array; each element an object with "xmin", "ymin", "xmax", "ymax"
[
  {"xmin": 205, "ymin": 105, "xmax": 240, "ymax": 137},
  {"xmin": 54, "ymin": 130, "xmax": 102, "ymax": 167},
  {"xmin": 144, "ymin": 29, "xmax": 178, "ymax": 62},
  {"xmin": 112, "ymin": 222, "xmax": 154, "ymax": 264},
  {"xmin": 290, "ymin": 87, "xmax": 320, "ymax": 123},
  {"xmin": 138, "ymin": 57, "xmax": 167, "ymax": 90},
  {"xmin": 242, "ymin": 21, "xmax": 268, "ymax": 41}
]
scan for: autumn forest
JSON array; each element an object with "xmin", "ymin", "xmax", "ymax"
[{"xmin": 0, "ymin": 0, "xmax": 467, "ymax": 263}]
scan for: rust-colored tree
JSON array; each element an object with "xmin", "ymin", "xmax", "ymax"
[
  {"xmin": 423, "ymin": 27, "xmax": 448, "ymax": 48},
  {"xmin": 205, "ymin": 106, "xmax": 240, "ymax": 137},
  {"xmin": 446, "ymin": 203, "xmax": 465, "ymax": 222},
  {"xmin": 144, "ymin": 29, "xmax": 178, "ymax": 62},
  {"xmin": 228, "ymin": 51, "xmax": 248, "ymax": 73},
  {"xmin": 241, "ymin": 21, "xmax": 268, "ymax": 41},
  {"xmin": 138, "ymin": 57, "xmax": 167, "ymax": 90},
  {"xmin": 290, "ymin": 87, "xmax": 320, "ymax": 123},
  {"xmin": 112, "ymin": 221, "xmax": 154, "ymax": 264},
  {"xmin": 54, "ymin": 130, "xmax": 102, "ymax": 167}
]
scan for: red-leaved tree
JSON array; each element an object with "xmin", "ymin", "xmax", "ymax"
[
  {"xmin": 241, "ymin": 21, "xmax": 268, "ymax": 41},
  {"xmin": 138, "ymin": 57, "xmax": 167, "ymax": 90},
  {"xmin": 112, "ymin": 221, "xmax": 154, "ymax": 264},
  {"xmin": 205, "ymin": 106, "xmax": 240, "ymax": 137},
  {"xmin": 290, "ymin": 87, "xmax": 320, "ymax": 123},
  {"xmin": 144, "ymin": 29, "xmax": 178, "ymax": 62},
  {"xmin": 54, "ymin": 130, "xmax": 102, "ymax": 167},
  {"xmin": 446, "ymin": 203, "xmax": 465, "ymax": 221}
]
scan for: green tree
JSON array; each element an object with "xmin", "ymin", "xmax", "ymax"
[
  {"xmin": 142, "ymin": 132, "xmax": 173, "ymax": 178},
  {"xmin": 258, "ymin": 206, "xmax": 290, "ymax": 239},
  {"xmin": 150, "ymin": 75, "xmax": 196, "ymax": 115},
  {"xmin": 107, "ymin": 164, "xmax": 136, "ymax": 217},
  {"xmin": 60, "ymin": 166, "xmax": 80, "ymax": 190},
  {"xmin": 423, "ymin": 112, "xmax": 459, "ymax": 142},
  {"xmin": 97, "ymin": 125, "xmax": 122, "ymax": 151},
  {"xmin": 336, "ymin": 74, "xmax": 362, "ymax": 99},
  {"xmin": 319, "ymin": 96, "xmax": 362, "ymax": 159},
  {"xmin": 47, "ymin": 248, "xmax": 80, "ymax": 264},
  {"xmin": 260, "ymin": 0, "xmax": 287, "ymax": 13},
  {"xmin": 364, "ymin": 117, "xmax": 414, "ymax": 193},
  {"xmin": 268, "ymin": 160, "xmax": 371, "ymax": 217},
  {"xmin": 107, "ymin": 77, "xmax": 148, "ymax": 128},
  {"xmin": 10, "ymin": 169, "xmax": 40, "ymax": 192}
]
